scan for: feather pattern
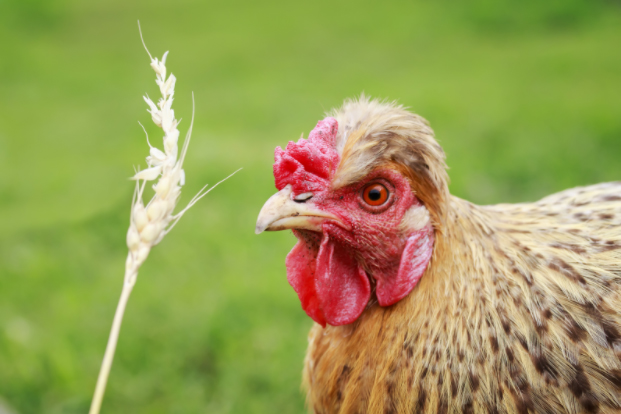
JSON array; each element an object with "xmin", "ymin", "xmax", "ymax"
[{"xmin": 301, "ymin": 97, "xmax": 621, "ymax": 414}]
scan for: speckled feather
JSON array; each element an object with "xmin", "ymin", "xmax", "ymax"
[{"xmin": 302, "ymin": 97, "xmax": 621, "ymax": 414}]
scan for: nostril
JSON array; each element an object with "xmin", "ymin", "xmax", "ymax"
[{"xmin": 294, "ymin": 192, "xmax": 314, "ymax": 203}]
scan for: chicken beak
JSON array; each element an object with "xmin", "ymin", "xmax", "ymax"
[{"xmin": 255, "ymin": 185, "xmax": 343, "ymax": 234}]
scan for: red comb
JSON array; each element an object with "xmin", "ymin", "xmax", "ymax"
[{"xmin": 274, "ymin": 117, "xmax": 340, "ymax": 194}]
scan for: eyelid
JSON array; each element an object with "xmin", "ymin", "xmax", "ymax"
[
  {"xmin": 361, "ymin": 177, "xmax": 393, "ymax": 191},
  {"xmin": 293, "ymin": 192, "xmax": 313, "ymax": 202}
]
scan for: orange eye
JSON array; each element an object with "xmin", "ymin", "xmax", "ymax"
[{"xmin": 362, "ymin": 183, "xmax": 389, "ymax": 206}]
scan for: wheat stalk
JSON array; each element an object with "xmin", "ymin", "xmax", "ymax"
[{"xmin": 88, "ymin": 25, "xmax": 239, "ymax": 414}]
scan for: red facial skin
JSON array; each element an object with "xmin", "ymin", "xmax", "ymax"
[{"xmin": 274, "ymin": 118, "xmax": 434, "ymax": 327}]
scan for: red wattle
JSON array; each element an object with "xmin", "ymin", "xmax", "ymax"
[
  {"xmin": 285, "ymin": 238, "xmax": 326, "ymax": 327},
  {"xmin": 286, "ymin": 232, "xmax": 370, "ymax": 327},
  {"xmin": 315, "ymin": 235, "xmax": 370, "ymax": 326}
]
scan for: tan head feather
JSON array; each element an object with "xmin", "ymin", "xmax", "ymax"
[{"xmin": 329, "ymin": 95, "xmax": 450, "ymax": 227}]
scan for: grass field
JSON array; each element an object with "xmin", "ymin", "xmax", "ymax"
[{"xmin": 1, "ymin": 0, "xmax": 620, "ymax": 413}]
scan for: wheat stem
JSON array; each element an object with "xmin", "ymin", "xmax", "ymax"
[{"xmin": 89, "ymin": 262, "xmax": 138, "ymax": 414}]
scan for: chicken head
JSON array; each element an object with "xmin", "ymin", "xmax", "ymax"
[{"xmin": 256, "ymin": 117, "xmax": 434, "ymax": 327}]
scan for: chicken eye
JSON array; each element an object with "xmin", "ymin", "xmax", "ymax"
[{"xmin": 362, "ymin": 183, "xmax": 389, "ymax": 206}]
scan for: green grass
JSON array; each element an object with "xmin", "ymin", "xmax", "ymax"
[{"xmin": 0, "ymin": 0, "xmax": 620, "ymax": 412}]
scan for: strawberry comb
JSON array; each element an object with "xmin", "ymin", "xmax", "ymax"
[{"xmin": 273, "ymin": 117, "xmax": 340, "ymax": 194}]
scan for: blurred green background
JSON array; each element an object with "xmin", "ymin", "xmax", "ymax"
[{"xmin": 1, "ymin": 0, "xmax": 620, "ymax": 412}]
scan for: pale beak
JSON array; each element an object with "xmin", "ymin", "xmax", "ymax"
[{"xmin": 255, "ymin": 185, "xmax": 346, "ymax": 234}]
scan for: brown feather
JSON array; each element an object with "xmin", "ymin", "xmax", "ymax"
[{"xmin": 301, "ymin": 97, "xmax": 621, "ymax": 414}]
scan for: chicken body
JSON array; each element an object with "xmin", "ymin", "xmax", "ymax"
[
  {"xmin": 256, "ymin": 97, "xmax": 621, "ymax": 414},
  {"xmin": 305, "ymin": 184, "xmax": 621, "ymax": 414}
]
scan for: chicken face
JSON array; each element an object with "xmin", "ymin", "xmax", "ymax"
[{"xmin": 256, "ymin": 117, "xmax": 434, "ymax": 327}]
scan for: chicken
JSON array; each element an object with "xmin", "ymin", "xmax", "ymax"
[{"xmin": 255, "ymin": 96, "xmax": 621, "ymax": 414}]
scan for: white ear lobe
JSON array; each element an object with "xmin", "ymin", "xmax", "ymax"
[{"xmin": 399, "ymin": 204, "xmax": 431, "ymax": 233}]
